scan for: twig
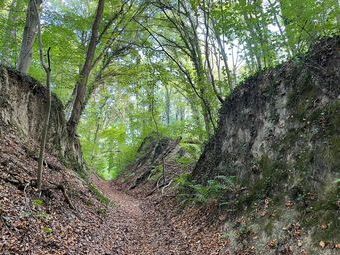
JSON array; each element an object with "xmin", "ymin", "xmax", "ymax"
[
  {"xmin": 34, "ymin": 0, "xmax": 52, "ymax": 191},
  {"xmin": 57, "ymin": 184, "xmax": 76, "ymax": 210},
  {"xmin": 161, "ymin": 179, "xmax": 173, "ymax": 195},
  {"xmin": 23, "ymin": 182, "xmax": 30, "ymax": 209}
]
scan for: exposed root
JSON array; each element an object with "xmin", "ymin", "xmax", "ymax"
[{"xmin": 57, "ymin": 184, "xmax": 76, "ymax": 210}]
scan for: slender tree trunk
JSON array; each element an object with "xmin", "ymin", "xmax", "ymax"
[
  {"xmin": 267, "ymin": 0, "xmax": 293, "ymax": 57},
  {"xmin": 190, "ymin": 22, "xmax": 216, "ymax": 135},
  {"xmin": 188, "ymin": 97, "xmax": 202, "ymax": 139},
  {"xmin": 202, "ymin": 0, "xmax": 223, "ymax": 104},
  {"xmin": 67, "ymin": 0, "xmax": 105, "ymax": 137},
  {"xmin": 201, "ymin": 99, "xmax": 211, "ymax": 136},
  {"xmin": 37, "ymin": 53, "xmax": 51, "ymax": 191},
  {"xmin": 35, "ymin": 0, "xmax": 51, "ymax": 191},
  {"xmin": 212, "ymin": 21, "xmax": 234, "ymax": 89},
  {"xmin": 165, "ymin": 84, "xmax": 171, "ymax": 125},
  {"xmin": 17, "ymin": 0, "xmax": 42, "ymax": 74}
]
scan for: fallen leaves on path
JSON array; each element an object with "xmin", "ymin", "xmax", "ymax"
[{"xmin": 0, "ymin": 129, "xmax": 230, "ymax": 254}]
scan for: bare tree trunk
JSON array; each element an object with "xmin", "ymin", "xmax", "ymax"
[
  {"xmin": 202, "ymin": 0, "xmax": 223, "ymax": 104},
  {"xmin": 267, "ymin": 0, "xmax": 293, "ymax": 57},
  {"xmin": 67, "ymin": 0, "xmax": 105, "ymax": 137},
  {"xmin": 34, "ymin": 0, "xmax": 51, "ymax": 191},
  {"xmin": 36, "ymin": 49, "xmax": 51, "ymax": 191},
  {"xmin": 17, "ymin": 0, "xmax": 42, "ymax": 74},
  {"xmin": 165, "ymin": 84, "xmax": 171, "ymax": 125}
]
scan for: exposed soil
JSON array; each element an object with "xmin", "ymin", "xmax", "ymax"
[{"xmin": 0, "ymin": 128, "xmax": 228, "ymax": 255}]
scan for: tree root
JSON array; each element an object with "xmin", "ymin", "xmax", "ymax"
[
  {"xmin": 56, "ymin": 184, "xmax": 76, "ymax": 210},
  {"xmin": 146, "ymin": 178, "xmax": 173, "ymax": 197},
  {"xmin": 1, "ymin": 176, "xmax": 76, "ymax": 210}
]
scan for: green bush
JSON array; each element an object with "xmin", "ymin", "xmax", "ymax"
[{"xmin": 176, "ymin": 174, "xmax": 236, "ymax": 205}]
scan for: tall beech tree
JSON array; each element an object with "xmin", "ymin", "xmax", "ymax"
[
  {"xmin": 17, "ymin": 0, "xmax": 42, "ymax": 73},
  {"xmin": 67, "ymin": 0, "xmax": 105, "ymax": 137}
]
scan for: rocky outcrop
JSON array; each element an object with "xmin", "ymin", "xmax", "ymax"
[
  {"xmin": 0, "ymin": 65, "xmax": 86, "ymax": 172},
  {"xmin": 192, "ymin": 37, "xmax": 339, "ymax": 253}
]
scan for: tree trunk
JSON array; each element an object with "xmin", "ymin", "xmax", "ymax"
[
  {"xmin": 188, "ymin": 97, "xmax": 203, "ymax": 140},
  {"xmin": 202, "ymin": 0, "xmax": 223, "ymax": 104},
  {"xmin": 67, "ymin": 0, "xmax": 105, "ymax": 137},
  {"xmin": 35, "ymin": 0, "xmax": 51, "ymax": 191},
  {"xmin": 267, "ymin": 0, "xmax": 293, "ymax": 57},
  {"xmin": 17, "ymin": 0, "xmax": 42, "ymax": 74},
  {"xmin": 212, "ymin": 21, "xmax": 234, "ymax": 89},
  {"xmin": 165, "ymin": 84, "xmax": 171, "ymax": 125}
]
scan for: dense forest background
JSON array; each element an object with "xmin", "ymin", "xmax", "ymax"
[{"xmin": 0, "ymin": 0, "xmax": 338, "ymax": 179}]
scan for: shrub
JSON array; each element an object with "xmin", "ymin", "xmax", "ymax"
[{"xmin": 176, "ymin": 174, "xmax": 236, "ymax": 205}]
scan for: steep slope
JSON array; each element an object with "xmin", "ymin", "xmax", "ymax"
[
  {"xmin": 1, "ymin": 37, "xmax": 339, "ymax": 255},
  {"xmin": 0, "ymin": 64, "xmax": 228, "ymax": 254},
  {"xmin": 0, "ymin": 130, "xmax": 118, "ymax": 254},
  {"xmin": 0, "ymin": 65, "xmax": 85, "ymax": 172},
  {"xmin": 0, "ymin": 124, "xmax": 228, "ymax": 255},
  {"xmin": 192, "ymin": 37, "xmax": 339, "ymax": 254}
]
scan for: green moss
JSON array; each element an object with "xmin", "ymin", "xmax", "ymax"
[
  {"xmin": 269, "ymin": 109, "xmax": 280, "ymax": 124},
  {"xmin": 308, "ymin": 101, "xmax": 340, "ymax": 130},
  {"xmin": 295, "ymin": 150, "xmax": 314, "ymax": 173},
  {"xmin": 256, "ymin": 156, "xmax": 287, "ymax": 194},
  {"xmin": 263, "ymin": 219, "xmax": 274, "ymax": 235},
  {"xmin": 286, "ymin": 74, "xmax": 320, "ymax": 123},
  {"xmin": 33, "ymin": 199, "xmax": 45, "ymax": 206},
  {"xmin": 42, "ymin": 227, "xmax": 53, "ymax": 234},
  {"xmin": 301, "ymin": 184, "xmax": 339, "ymax": 244},
  {"xmin": 237, "ymin": 156, "xmax": 288, "ymax": 209},
  {"xmin": 326, "ymin": 137, "xmax": 340, "ymax": 170},
  {"xmin": 149, "ymin": 165, "xmax": 163, "ymax": 181},
  {"xmin": 89, "ymin": 183, "xmax": 112, "ymax": 207}
]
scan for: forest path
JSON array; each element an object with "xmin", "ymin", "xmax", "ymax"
[{"xmin": 90, "ymin": 175, "xmax": 191, "ymax": 255}]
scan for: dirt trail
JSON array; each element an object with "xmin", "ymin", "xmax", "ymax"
[
  {"xmin": 92, "ymin": 176, "xmax": 143, "ymax": 218},
  {"xmin": 90, "ymin": 175, "xmax": 192, "ymax": 255}
]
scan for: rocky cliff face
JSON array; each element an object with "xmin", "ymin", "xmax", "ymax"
[
  {"xmin": 192, "ymin": 37, "xmax": 339, "ymax": 253},
  {"xmin": 0, "ymin": 66, "xmax": 85, "ymax": 172}
]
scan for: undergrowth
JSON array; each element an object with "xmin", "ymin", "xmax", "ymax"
[{"xmin": 176, "ymin": 173, "xmax": 237, "ymax": 205}]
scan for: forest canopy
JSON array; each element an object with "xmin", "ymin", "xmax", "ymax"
[{"xmin": 0, "ymin": 0, "xmax": 338, "ymax": 179}]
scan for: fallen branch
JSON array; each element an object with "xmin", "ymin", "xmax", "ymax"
[
  {"xmin": 57, "ymin": 184, "xmax": 76, "ymax": 210},
  {"xmin": 161, "ymin": 179, "xmax": 173, "ymax": 195},
  {"xmin": 146, "ymin": 178, "xmax": 173, "ymax": 197}
]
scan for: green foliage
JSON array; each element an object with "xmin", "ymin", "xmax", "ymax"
[
  {"xmin": 0, "ymin": 0, "xmax": 337, "ymax": 181},
  {"xmin": 176, "ymin": 156, "xmax": 195, "ymax": 166},
  {"xmin": 176, "ymin": 174, "xmax": 236, "ymax": 205},
  {"xmin": 42, "ymin": 227, "xmax": 53, "ymax": 234},
  {"xmin": 33, "ymin": 199, "xmax": 45, "ymax": 207}
]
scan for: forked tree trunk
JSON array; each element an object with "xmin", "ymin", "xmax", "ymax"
[
  {"xmin": 67, "ymin": 0, "xmax": 105, "ymax": 137},
  {"xmin": 17, "ymin": 0, "xmax": 42, "ymax": 74}
]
